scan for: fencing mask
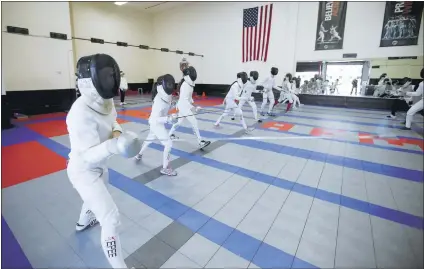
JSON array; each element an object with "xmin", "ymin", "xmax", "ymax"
[
  {"xmin": 155, "ymin": 74, "xmax": 175, "ymax": 103},
  {"xmin": 237, "ymin": 72, "xmax": 248, "ymax": 84},
  {"xmin": 76, "ymin": 54, "xmax": 120, "ymax": 114},
  {"xmin": 271, "ymin": 67, "xmax": 278, "ymax": 76},
  {"xmin": 250, "ymin": 71, "xmax": 259, "ymax": 81},
  {"xmin": 183, "ymin": 66, "xmax": 197, "ymax": 82},
  {"xmin": 285, "ymin": 73, "xmax": 293, "ymax": 82},
  {"xmin": 420, "ymin": 68, "xmax": 424, "ymax": 79},
  {"xmin": 180, "ymin": 58, "xmax": 189, "ymax": 72},
  {"xmin": 161, "ymin": 74, "xmax": 176, "ymax": 95},
  {"xmin": 76, "ymin": 54, "xmax": 120, "ymax": 99},
  {"xmin": 379, "ymin": 73, "xmax": 387, "ymax": 80}
]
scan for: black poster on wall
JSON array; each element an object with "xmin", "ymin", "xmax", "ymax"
[
  {"xmin": 315, "ymin": 1, "xmax": 347, "ymax": 51},
  {"xmin": 380, "ymin": 1, "xmax": 424, "ymax": 47}
]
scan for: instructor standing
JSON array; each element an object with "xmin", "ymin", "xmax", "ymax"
[{"xmin": 119, "ymin": 71, "xmax": 128, "ymax": 106}]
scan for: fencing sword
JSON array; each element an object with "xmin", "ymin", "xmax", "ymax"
[{"xmin": 137, "ymin": 108, "xmax": 221, "ymax": 121}]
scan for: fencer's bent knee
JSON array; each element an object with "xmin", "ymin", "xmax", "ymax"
[
  {"xmin": 101, "ymin": 204, "xmax": 120, "ymax": 229},
  {"xmin": 162, "ymin": 139, "xmax": 172, "ymax": 149}
]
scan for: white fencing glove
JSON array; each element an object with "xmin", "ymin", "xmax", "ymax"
[
  {"xmin": 167, "ymin": 113, "xmax": 179, "ymax": 124},
  {"xmin": 107, "ymin": 131, "xmax": 142, "ymax": 158}
]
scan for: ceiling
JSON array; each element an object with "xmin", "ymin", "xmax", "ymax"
[{"xmin": 118, "ymin": 1, "xmax": 189, "ymax": 13}]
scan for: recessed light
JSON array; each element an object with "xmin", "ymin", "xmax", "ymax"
[{"xmin": 114, "ymin": 2, "xmax": 128, "ymax": 6}]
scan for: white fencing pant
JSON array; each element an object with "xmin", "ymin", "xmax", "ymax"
[
  {"xmin": 235, "ymin": 98, "xmax": 259, "ymax": 121},
  {"xmin": 168, "ymin": 105, "xmax": 202, "ymax": 144},
  {"xmin": 406, "ymin": 99, "xmax": 423, "ymax": 128},
  {"xmin": 373, "ymin": 85, "xmax": 385, "ymax": 97},
  {"xmin": 216, "ymin": 99, "xmax": 247, "ymax": 129},
  {"xmin": 260, "ymin": 90, "xmax": 275, "ymax": 113},
  {"xmin": 278, "ymin": 92, "xmax": 293, "ymax": 104},
  {"xmin": 292, "ymin": 93, "xmax": 300, "ymax": 107},
  {"xmin": 67, "ymin": 161, "xmax": 127, "ymax": 269},
  {"xmin": 138, "ymin": 123, "xmax": 172, "ymax": 169}
]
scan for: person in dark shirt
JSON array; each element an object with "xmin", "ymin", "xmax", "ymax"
[{"xmin": 350, "ymin": 78, "xmax": 358, "ymax": 95}]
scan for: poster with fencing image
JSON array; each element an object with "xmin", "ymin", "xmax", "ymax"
[
  {"xmin": 315, "ymin": 1, "xmax": 347, "ymax": 50},
  {"xmin": 380, "ymin": 1, "xmax": 424, "ymax": 47}
]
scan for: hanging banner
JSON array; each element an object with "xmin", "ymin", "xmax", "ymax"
[
  {"xmin": 380, "ymin": 1, "xmax": 424, "ymax": 47},
  {"xmin": 315, "ymin": 1, "xmax": 347, "ymax": 51}
]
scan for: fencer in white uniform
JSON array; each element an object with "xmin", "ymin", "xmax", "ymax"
[
  {"xmin": 119, "ymin": 71, "xmax": 128, "ymax": 106},
  {"xmin": 232, "ymin": 71, "xmax": 263, "ymax": 123},
  {"xmin": 168, "ymin": 66, "xmax": 211, "ymax": 149},
  {"xmin": 260, "ymin": 67, "xmax": 279, "ymax": 117},
  {"xmin": 276, "ymin": 73, "xmax": 294, "ymax": 112},
  {"xmin": 290, "ymin": 79, "xmax": 301, "ymax": 108},
  {"xmin": 66, "ymin": 54, "xmax": 142, "ymax": 269},
  {"xmin": 403, "ymin": 68, "xmax": 424, "ymax": 130},
  {"xmin": 215, "ymin": 72, "xmax": 252, "ymax": 133},
  {"xmin": 135, "ymin": 75, "xmax": 178, "ymax": 176},
  {"xmin": 374, "ymin": 73, "xmax": 392, "ymax": 97}
]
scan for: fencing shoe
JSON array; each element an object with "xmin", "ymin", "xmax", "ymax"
[
  {"xmin": 76, "ymin": 210, "xmax": 98, "ymax": 232},
  {"xmin": 160, "ymin": 167, "xmax": 177, "ymax": 176},
  {"xmin": 199, "ymin": 140, "xmax": 211, "ymax": 149},
  {"xmin": 244, "ymin": 128, "xmax": 255, "ymax": 134},
  {"xmin": 134, "ymin": 154, "xmax": 142, "ymax": 161}
]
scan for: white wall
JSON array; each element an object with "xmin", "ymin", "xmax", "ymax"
[
  {"xmin": 71, "ymin": 2, "xmax": 154, "ymax": 83},
  {"xmin": 1, "ymin": 2, "xmax": 74, "ymax": 91},
  {"xmin": 295, "ymin": 2, "xmax": 424, "ymax": 62},
  {"xmin": 152, "ymin": 2, "xmax": 424, "ymax": 84},
  {"xmin": 151, "ymin": 2, "xmax": 298, "ymax": 85}
]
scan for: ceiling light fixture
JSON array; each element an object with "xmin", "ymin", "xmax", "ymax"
[{"xmin": 114, "ymin": 2, "xmax": 128, "ymax": 6}]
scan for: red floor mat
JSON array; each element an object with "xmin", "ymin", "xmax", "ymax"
[
  {"xmin": 25, "ymin": 120, "xmax": 68, "ymax": 137},
  {"xmin": 1, "ymin": 141, "xmax": 67, "ymax": 188},
  {"xmin": 118, "ymin": 110, "xmax": 151, "ymax": 119},
  {"xmin": 193, "ymin": 98, "xmax": 224, "ymax": 107},
  {"xmin": 15, "ymin": 112, "xmax": 67, "ymax": 121}
]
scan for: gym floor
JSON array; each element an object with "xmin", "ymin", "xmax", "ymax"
[{"xmin": 2, "ymin": 95, "xmax": 423, "ymax": 269}]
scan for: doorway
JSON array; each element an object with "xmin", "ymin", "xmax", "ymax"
[{"xmin": 326, "ymin": 62, "xmax": 364, "ymax": 96}]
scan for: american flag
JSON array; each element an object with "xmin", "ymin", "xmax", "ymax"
[{"xmin": 242, "ymin": 4, "xmax": 273, "ymax": 63}]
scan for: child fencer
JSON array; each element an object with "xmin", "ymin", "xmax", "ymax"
[
  {"xmin": 289, "ymin": 74, "xmax": 301, "ymax": 108},
  {"xmin": 215, "ymin": 72, "xmax": 252, "ymax": 133},
  {"xmin": 135, "ymin": 75, "xmax": 179, "ymax": 176},
  {"xmin": 231, "ymin": 71, "xmax": 262, "ymax": 123},
  {"xmin": 403, "ymin": 68, "xmax": 423, "ymax": 130},
  {"xmin": 168, "ymin": 66, "xmax": 211, "ymax": 149},
  {"xmin": 374, "ymin": 73, "xmax": 392, "ymax": 97},
  {"xmin": 260, "ymin": 67, "xmax": 279, "ymax": 117},
  {"xmin": 67, "ymin": 54, "xmax": 142, "ymax": 269},
  {"xmin": 275, "ymin": 73, "xmax": 294, "ymax": 112},
  {"xmin": 176, "ymin": 57, "xmax": 190, "ymax": 96}
]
